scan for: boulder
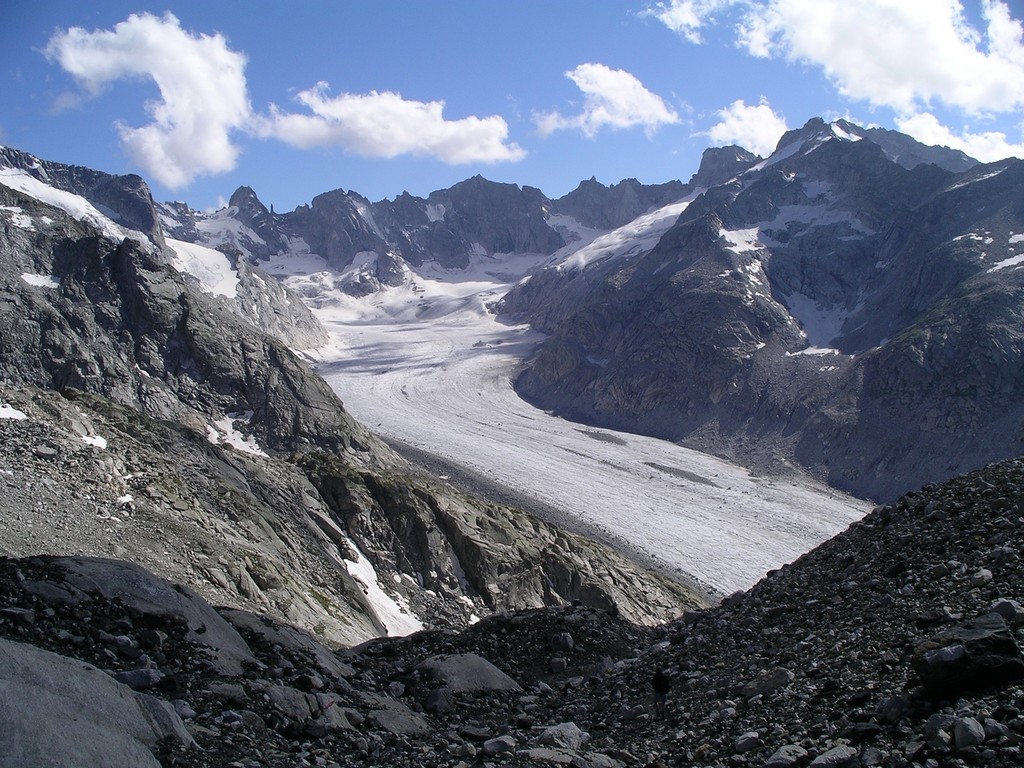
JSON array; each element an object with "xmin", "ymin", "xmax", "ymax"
[
  {"xmin": 913, "ymin": 613, "xmax": 1024, "ymax": 696},
  {"xmin": 0, "ymin": 637, "xmax": 193, "ymax": 768},
  {"xmin": 416, "ymin": 652, "xmax": 521, "ymax": 693}
]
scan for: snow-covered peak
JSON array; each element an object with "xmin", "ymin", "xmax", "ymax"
[
  {"xmin": 0, "ymin": 166, "xmax": 154, "ymax": 249},
  {"xmin": 549, "ymin": 189, "xmax": 705, "ymax": 272}
]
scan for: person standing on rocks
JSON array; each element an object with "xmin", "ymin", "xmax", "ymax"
[{"xmin": 652, "ymin": 667, "xmax": 672, "ymax": 718}]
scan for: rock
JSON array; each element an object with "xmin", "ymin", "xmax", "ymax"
[
  {"xmin": 991, "ymin": 599, "xmax": 1024, "ymax": 626},
  {"xmin": 54, "ymin": 557, "xmax": 256, "ymax": 676},
  {"xmin": 737, "ymin": 667, "xmax": 794, "ymax": 698},
  {"xmin": 913, "ymin": 613, "xmax": 1024, "ymax": 696},
  {"xmin": 416, "ymin": 652, "xmax": 521, "ymax": 692},
  {"xmin": 953, "ymin": 716, "xmax": 986, "ymax": 749},
  {"xmin": 424, "ymin": 686, "xmax": 455, "ymax": 714},
  {"xmin": 357, "ymin": 692, "xmax": 430, "ymax": 735},
  {"xmin": 0, "ymin": 637, "xmax": 192, "ymax": 767},
  {"xmin": 0, "ymin": 607, "xmax": 35, "ymax": 626},
  {"xmin": 536, "ymin": 722, "xmax": 590, "ymax": 751},
  {"xmin": 971, "ymin": 568, "xmax": 994, "ymax": 587},
  {"xmin": 551, "ymin": 631, "xmax": 575, "ymax": 652},
  {"xmin": 734, "ymin": 731, "xmax": 761, "ymax": 753},
  {"xmin": 113, "ymin": 668, "xmax": 164, "ymax": 691},
  {"xmin": 764, "ymin": 744, "xmax": 809, "ymax": 767},
  {"xmin": 481, "ymin": 734, "xmax": 516, "ymax": 756},
  {"xmin": 808, "ymin": 744, "xmax": 859, "ymax": 767}
]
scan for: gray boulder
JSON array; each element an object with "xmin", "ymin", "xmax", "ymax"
[
  {"xmin": 416, "ymin": 652, "xmax": 522, "ymax": 693},
  {"xmin": 0, "ymin": 637, "xmax": 193, "ymax": 768}
]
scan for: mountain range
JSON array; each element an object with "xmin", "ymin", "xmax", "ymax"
[
  {"xmin": 122, "ymin": 116, "xmax": 1022, "ymax": 502},
  {"xmin": 2, "ymin": 117, "xmax": 1024, "ymax": 766}
]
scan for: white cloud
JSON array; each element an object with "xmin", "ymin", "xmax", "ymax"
[
  {"xmin": 707, "ymin": 99, "xmax": 788, "ymax": 156},
  {"xmin": 895, "ymin": 112, "xmax": 1024, "ymax": 161},
  {"xmin": 258, "ymin": 83, "xmax": 525, "ymax": 164},
  {"xmin": 736, "ymin": 0, "xmax": 1024, "ymax": 115},
  {"xmin": 536, "ymin": 63, "xmax": 680, "ymax": 138},
  {"xmin": 642, "ymin": 0, "xmax": 737, "ymax": 44},
  {"xmin": 44, "ymin": 13, "xmax": 525, "ymax": 188},
  {"xmin": 44, "ymin": 12, "xmax": 252, "ymax": 188}
]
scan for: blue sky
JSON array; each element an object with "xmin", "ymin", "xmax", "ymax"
[{"xmin": 3, "ymin": 1, "xmax": 1024, "ymax": 212}]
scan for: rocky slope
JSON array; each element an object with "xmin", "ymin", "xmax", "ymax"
[
  {"xmin": 501, "ymin": 118, "xmax": 1024, "ymax": 501},
  {"xmin": 3, "ymin": 454, "xmax": 1023, "ymax": 767},
  {"xmin": 0, "ymin": 149, "xmax": 702, "ymax": 650}
]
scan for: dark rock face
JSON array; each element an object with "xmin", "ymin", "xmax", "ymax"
[{"xmin": 501, "ymin": 118, "xmax": 1024, "ymax": 500}]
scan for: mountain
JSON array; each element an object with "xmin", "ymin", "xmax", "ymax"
[
  {"xmin": 156, "ymin": 169, "xmax": 699, "ymax": 295},
  {"xmin": 0, "ymin": 146, "xmax": 702, "ymax": 651},
  {"xmin": 499, "ymin": 118, "xmax": 1023, "ymax": 501}
]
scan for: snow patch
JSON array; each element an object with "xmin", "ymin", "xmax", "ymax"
[
  {"xmin": 720, "ymin": 227, "xmax": 762, "ymax": 254},
  {"xmin": 1, "ymin": 205, "xmax": 34, "ymax": 229},
  {"xmin": 20, "ymin": 273, "xmax": 59, "ymax": 289},
  {"xmin": 167, "ymin": 238, "xmax": 239, "ymax": 298},
  {"xmin": 988, "ymin": 254, "xmax": 1024, "ymax": 273},
  {"xmin": 0, "ymin": 405, "xmax": 27, "ymax": 420},
  {"xmin": 81, "ymin": 435, "xmax": 108, "ymax": 449},
  {"xmin": 554, "ymin": 191, "xmax": 703, "ymax": 271},
  {"xmin": 344, "ymin": 539, "xmax": 424, "ymax": 636},
  {"xmin": 206, "ymin": 412, "xmax": 268, "ymax": 457}
]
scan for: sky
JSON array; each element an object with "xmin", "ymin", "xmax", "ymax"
[{"xmin": 3, "ymin": 1, "xmax": 1024, "ymax": 213}]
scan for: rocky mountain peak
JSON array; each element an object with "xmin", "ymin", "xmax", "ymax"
[
  {"xmin": 550, "ymin": 176, "xmax": 688, "ymax": 230},
  {"xmin": 774, "ymin": 116, "xmax": 832, "ymax": 154},
  {"xmin": 688, "ymin": 145, "xmax": 760, "ymax": 189}
]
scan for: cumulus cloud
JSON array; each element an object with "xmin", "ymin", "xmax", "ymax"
[
  {"xmin": 642, "ymin": 0, "xmax": 737, "ymax": 44},
  {"xmin": 896, "ymin": 112, "xmax": 1024, "ymax": 161},
  {"xmin": 535, "ymin": 63, "xmax": 680, "ymax": 138},
  {"xmin": 44, "ymin": 13, "xmax": 526, "ymax": 188},
  {"xmin": 736, "ymin": 0, "xmax": 1024, "ymax": 115},
  {"xmin": 707, "ymin": 99, "xmax": 788, "ymax": 156},
  {"xmin": 257, "ymin": 83, "xmax": 525, "ymax": 164},
  {"xmin": 44, "ymin": 12, "xmax": 252, "ymax": 188}
]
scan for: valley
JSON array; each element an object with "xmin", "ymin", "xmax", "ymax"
[{"xmin": 301, "ymin": 268, "xmax": 869, "ymax": 597}]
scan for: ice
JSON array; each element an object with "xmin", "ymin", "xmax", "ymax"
[
  {"xmin": 783, "ymin": 293, "xmax": 854, "ymax": 348},
  {"xmin": 305, "ymin": 269, "xmax": 868, "ymax": 597}
]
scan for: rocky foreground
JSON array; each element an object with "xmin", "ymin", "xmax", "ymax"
[{"xmin": 3, "ymin": 456, "xmax": 1024, "ymax": 767}]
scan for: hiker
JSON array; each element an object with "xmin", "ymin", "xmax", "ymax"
[{"xmin": 652, "ymin": 667, "xmax": 671, "ymax": 718}]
